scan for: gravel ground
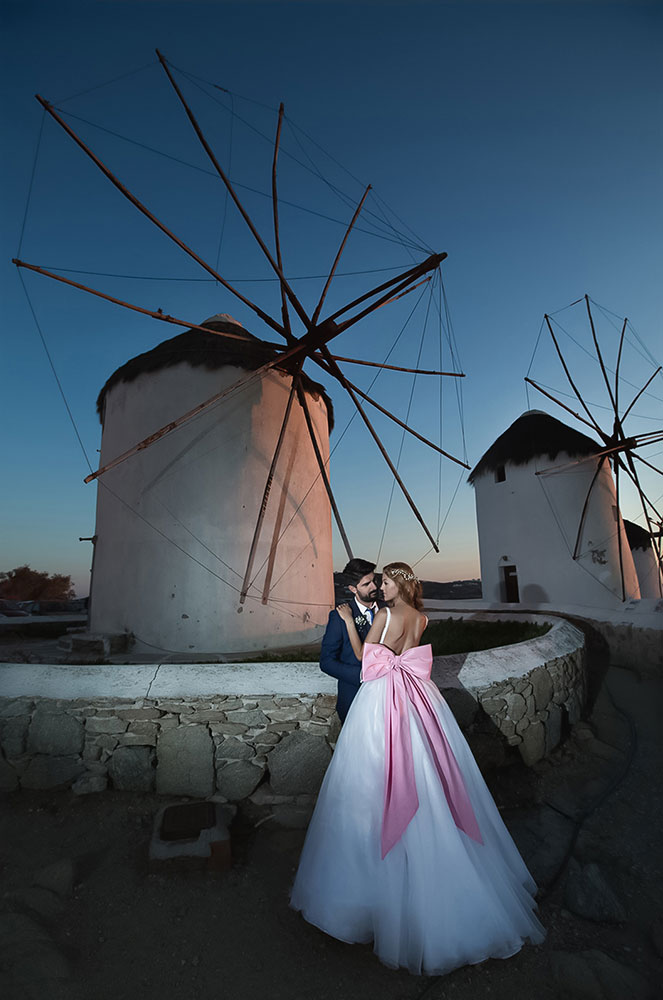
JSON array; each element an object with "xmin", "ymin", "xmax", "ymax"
[{"xmin": 1, "ymin": 663, "xmax": 661, "ymax": 1000}]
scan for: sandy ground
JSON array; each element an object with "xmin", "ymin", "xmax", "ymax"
[{"xmin": 1, "ymin": 662, "xmax": 661, "ymax": 1000}]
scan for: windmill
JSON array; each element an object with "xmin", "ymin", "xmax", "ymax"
[
  {"xmin": 525, "ymin": 295, "xmax": 663, "ymax": 600},
  {"xmin": 13, "ymin": 52, "xmax": 468, "ymax": 650}
]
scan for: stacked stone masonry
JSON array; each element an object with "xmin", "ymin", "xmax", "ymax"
[
  {"xmin": 0, "ymin": 694, "xmax": 340, "ymax": 804},
  {"xmin": 476, "ymin": 651, "xmax": 587, "ymax": 766},
  {"xmin": 0, "ymin": 619, "xmax": 587, "ymax": 801}
]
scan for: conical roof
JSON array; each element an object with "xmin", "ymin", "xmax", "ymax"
[
  {"xmin": 96, "ymin": 315, "xmax": 334, "ymax": 429},
  {"xmin": 468, "ymin": 410, "xmax": 601, "ymax": 484},
  {"xmin": 623, "ymin": 519, "xmax": 652, "ymax": 551}
]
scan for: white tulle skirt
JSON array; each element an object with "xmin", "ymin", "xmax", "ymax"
[{"xmin": 290, "ymin": 675, "xmax": 545, "ymax": 976}]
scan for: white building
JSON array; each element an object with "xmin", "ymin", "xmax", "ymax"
[
  {"xmin": 89, "ymin": 315, "xmax": 334, "ymax": 655},
  {"xmin": 470, "ymin": 411, "xmax": 640, "ymax": 608},
  {"xmin": 624, "ymin": 520, "xmax": 663, "ymax": 599}
]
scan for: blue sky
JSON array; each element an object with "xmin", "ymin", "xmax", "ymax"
[{"xmin": 1, "ymin": 0, "xmax": 661, "ymax": 597}]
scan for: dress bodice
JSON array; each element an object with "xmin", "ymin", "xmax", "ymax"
[
  {"xmin": 360, "ymin": 633, "xmax": 482, "ymax": 858},
  {"xmin": 373, "ymin": 606, "xmax": 430, "ymax": 663},
  {"xmin": 378, "ymin": 607, "xmax": 391, "ymax": 645}
]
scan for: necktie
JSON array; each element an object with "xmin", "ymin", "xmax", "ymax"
[{"xmin": 365, "ymin": 608, "xmax": 373, "ymax": 625}]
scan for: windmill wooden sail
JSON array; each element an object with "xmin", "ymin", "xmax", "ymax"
[
  {"xmin": 14, "ymin": 53, "xmax": 468, "ymax": 653},
  {"xmin": 524, "ymin": 296, "xmax": 663, "ymax": 601}
]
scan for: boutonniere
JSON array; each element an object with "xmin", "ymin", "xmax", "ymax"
[{"xmin": 354, "ymin": 614, "xmax": 368, "ymax": 628}]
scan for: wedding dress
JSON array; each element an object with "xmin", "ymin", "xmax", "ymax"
[{"xmin": 290, "ymin": 609, "xmax": 545, "ymax": 976}]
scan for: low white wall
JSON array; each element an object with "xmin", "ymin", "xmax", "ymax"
[
  {"xmin": 426, "ymin": 598, "xmax": 663, "ymax": 676},
  {"xmin": 0, "ymin": 660, "xmax": 337, "ymax": 702}
]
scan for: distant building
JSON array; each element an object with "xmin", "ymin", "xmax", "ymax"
[
  {"xmin": 624, "ymin": 519, "xmax": 663, "ymax": 599},
  {"xmin": 469, "ymin": 411, "xmax": 640, "ymax": 608}
]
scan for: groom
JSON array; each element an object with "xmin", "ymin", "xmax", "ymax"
[{"xmin": 320, "ymin": 558, "xmax": 379, "ymax": 722}]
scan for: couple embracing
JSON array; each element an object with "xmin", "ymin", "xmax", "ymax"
[
  {"xmin": 290, "ymin": 555, "xmax": 545, "ymax": 977},
  {"xmin": 319, "ymin": 557, "xmax": 382, "ymax": 722}
]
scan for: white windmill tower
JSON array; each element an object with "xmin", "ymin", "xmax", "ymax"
[
  {"xmin": 469, "ymin": 410, "xmax": 640, "ymax": 608},
  {"xmin": 89, "ymin": 315, "xmax": 336, "ymax": 655},
  {"xmin": 471, "ymin": 295, "xmax": 663, "ymax": 610},
  {"xmin": 624, "ymin": 520, "xmax": 663, "ymax": 599}
]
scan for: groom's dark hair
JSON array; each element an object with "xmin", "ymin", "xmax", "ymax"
[{"xmin": 342, "ymin": 558, "xmax": 376, "ymax": 587}]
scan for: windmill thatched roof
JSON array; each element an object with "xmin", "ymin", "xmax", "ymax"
[
  {"xmin": 468, "ymin": 410, "xmax": 601, "ymax": 484},
  {"xmin": 623, "ymin": 519, "xmax": 652, "ymax": 551},
  {"xmin": 96, "ymin": 314, "xmax": 334, "ymax": 430}
]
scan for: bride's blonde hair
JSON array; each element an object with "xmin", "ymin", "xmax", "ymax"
[{"xmin": 382, "ymin": 562, "xmax": 423, "ymax": 611}]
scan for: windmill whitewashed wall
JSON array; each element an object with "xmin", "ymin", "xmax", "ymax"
[
  {"xmin": 89, "ymin": 315, "xmax": 334, "ymax": 655},
  {"xmin": 470, "ymin": 411, "xmax": 640, "ymax": 608},
  {"xmin": 624, "ymin": 519, "xmax": 663, "ymax": 599}
]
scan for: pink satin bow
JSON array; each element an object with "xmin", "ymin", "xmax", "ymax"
[{"xmin": 362, "ymin": 642, "xmax": 483, "ymax": 859}]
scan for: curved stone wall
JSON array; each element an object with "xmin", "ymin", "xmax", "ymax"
[
  {"xmin": 430, "ymin": 614, "xmax": 587, "ymax": 767},
  {"xmin": 0, "ymin": 614, "xmax": 586, "ymax": 803}
]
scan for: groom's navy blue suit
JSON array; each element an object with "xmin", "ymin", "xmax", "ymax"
[{"xmin": 320, "ymin": 599, "xmax": 374, "ymax": 721}]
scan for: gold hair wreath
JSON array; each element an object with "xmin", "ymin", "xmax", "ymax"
[{"xmin": 388, "ymin": 568, "xmax": 418, "ymax": 583}]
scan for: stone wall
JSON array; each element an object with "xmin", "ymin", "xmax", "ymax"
[
  {"xmin": 0, "ymin": 693, "xmax": 339, "ymax": 820},
  {"xmin": 427, "ymin": 616, "xmax": 587, "ymax": 769},
  {"xmin": 0, "ymin": 614, "xmax": 587, "ymax": 804},
  {"xmin": 474, "ymin": 651, "xmax": 586, "ymax": 766}
]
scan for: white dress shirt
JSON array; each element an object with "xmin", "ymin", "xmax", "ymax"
[{"xmin": 354, "ymin": 597, "xmax": 377, "ymax": 625}]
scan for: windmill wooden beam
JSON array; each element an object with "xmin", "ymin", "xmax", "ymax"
[
  {"xmin": 621, "ymin": 366, "xmax": 662, "ymax": 422},
  {"xmin": 81, "ymin": 337, "xmax": 316, "ymax": 483},
  {"xmin": 311, "ymin": 184, "xmax": 372, "ymax": 326},
  {"xmin": 239, "ymin": 371, "xmax": 301, "ymax": 604},
  {"xmin": 614, "ymin": 315, "xmax": 628, "ymax": 416},
  {"xmin": 12, "ymin": 259, "xmax": 284, "ymax": 348},
  {"xmin": 271, "ymin": 102, "xmax": 292, "ymax": 339},
  {"xmin": 535, "ymin": 438, "xmax": 639, "ymax": 476},
  {"xmin": 525, "ymin": 377, "xmax": 605, "ymax": 435},
  {"xmin": 341, "ymin": 373, "xmax": 470, "ymax": 469},
  {"xmin": 326, "ymin": 355, "xmax": 465, "ymax": 377},
  {"xmin": 329, "ymin": 253, "xmax": 447, "ymax": 329},
  {"xmin": 314, "ymin": 343, "xmax": 440, "ymax": 552},
  {"xmin": 614, "ymin": 453, "xmax": 626, "ymax": 600},
  {"xmin": 30, "ymin": 69, "xmax": 460, "ymax": 565},
  {"xmin": 619, "ymin": 453, "xmax": 663, "ymax": 589},
  {"xmin": 543, "ymin": 314, "xmax": 609, "ymax": 443},
  {"xmin": 533, "ymin": 297, "xmax": 663, "ymax": 599},
  {"xmin": 156, "ymin": 50, "xmax": 314, "ymax": 335},
  {"xmin": 294, "ymin": 378, "xmax": 354, "ymax": 562},
  {"xmin": 571, "ymin": 455, "xmax": 607, "ymax": 561},
  {"xmin": 35, "ymin": 94, "xmax": 286, "ymax": 337},
  {"xmin": 635, "ymin": 452, "xmax": 663, "ymax": 476},
  {"xmin": 585, "ymin": 295, "xmax": 619, "ymax": 416}
]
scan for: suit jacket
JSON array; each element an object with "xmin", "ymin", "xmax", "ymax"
[{"xmin": 320, "ymin": 599, "xmax": 374, "ymax": 721}]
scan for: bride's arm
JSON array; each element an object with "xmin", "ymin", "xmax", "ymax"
[
  {"xmin": 335, "ymin": 604, "xmax": 363, "ymax": 659},
  {"xmin": 336, "ymin": 605, "xmax": 387, "ymax": 659}
]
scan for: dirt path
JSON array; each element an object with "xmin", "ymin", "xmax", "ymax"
[{"xmin": 1, "ymin": 664, "xmax": 660, "ymax": 1000}]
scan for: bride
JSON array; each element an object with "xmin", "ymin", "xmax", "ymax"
[{"xmin": 290, "ymin": 561, "xmax": 545, "ymax": 976}]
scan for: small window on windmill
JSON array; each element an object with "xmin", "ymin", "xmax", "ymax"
[{"xmin": 495, "ymin": 465, "xmax": 506, "ymax": 483}]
